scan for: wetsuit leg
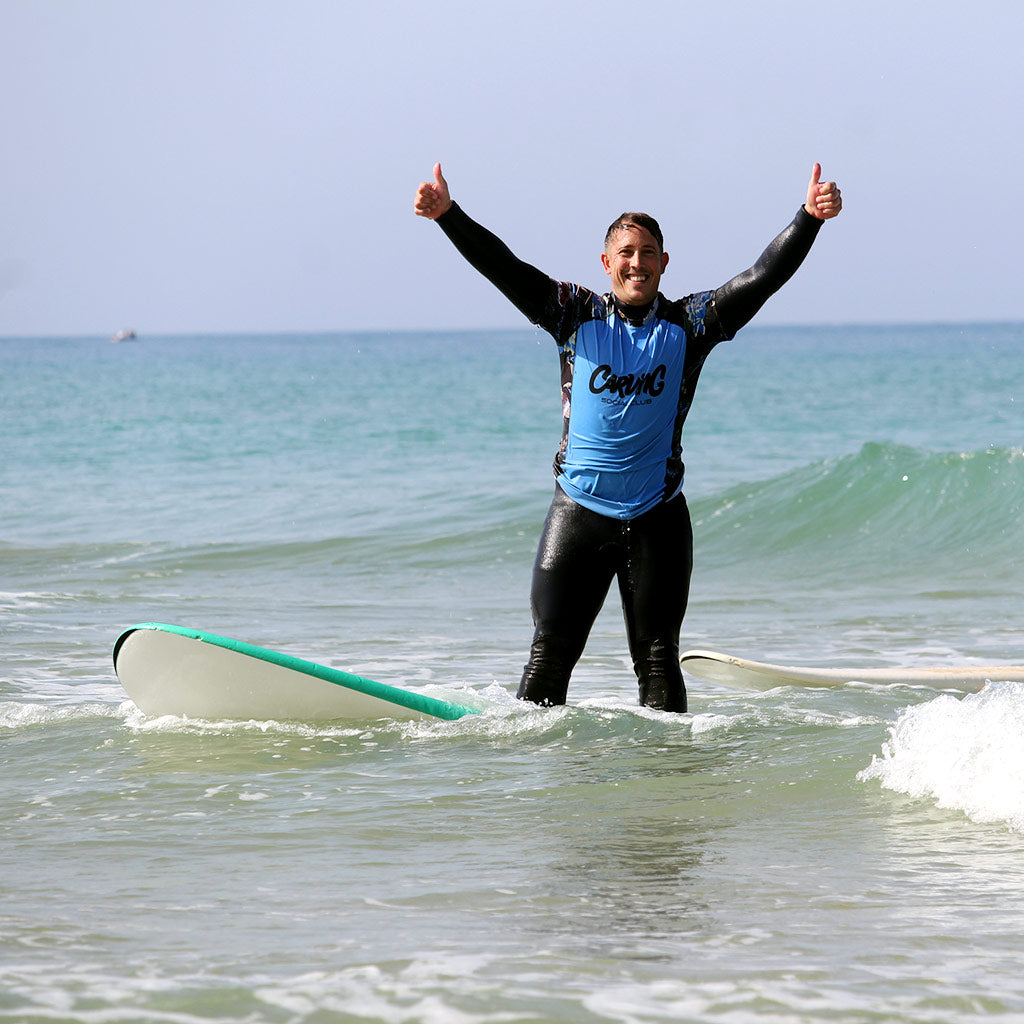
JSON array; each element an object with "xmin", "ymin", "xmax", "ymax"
[
  {"xmin": 518, "ymin": 487, "xmax": 618, "ymax": 706},
  {"xmin": 616, "ymin": 493, "xmax": 693, "ymax": 713}
]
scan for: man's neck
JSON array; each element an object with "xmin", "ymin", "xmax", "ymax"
[{"xmin": 613, "ymin": 293, "xmax": 657, "ymax": 325}]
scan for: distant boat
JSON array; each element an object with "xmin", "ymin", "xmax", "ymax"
[{"xmin": 111, "ymin": 329, "xmax": 137, "ymax": 343}]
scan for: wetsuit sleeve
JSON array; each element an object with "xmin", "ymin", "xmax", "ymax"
[
  {"xmin": 713, "ymin": 207, "xmax": 824, "ymax": 339},
  {"xmin": 436, "ymin": 202, "xmax": 555, "ymax": 325}
]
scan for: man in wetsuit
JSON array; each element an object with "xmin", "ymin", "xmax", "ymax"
[{"xmin": 413, "ymin": 162, "xmax": 842, "ymax": 712}]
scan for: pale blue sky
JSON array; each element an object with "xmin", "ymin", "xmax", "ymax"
[{"xmin": 2, "ymin": 0, "xmax": 1021, "ymax": 336}]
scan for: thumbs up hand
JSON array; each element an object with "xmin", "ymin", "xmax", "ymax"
[
  {"xmin": 804, "ymin": 162, "xmax": 842, "ymax": 220},
  {"xmin": 414, "ymin": 162, "xmax": 453, "ymax": 220}
]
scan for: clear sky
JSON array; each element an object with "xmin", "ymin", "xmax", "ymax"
[{"xmin": 2, "ymin": 0, "xmax": 1022, "ymax": 336}]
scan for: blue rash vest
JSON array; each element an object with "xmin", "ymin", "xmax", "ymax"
[{"xmin": 533, "ymin": 282, "xmax": 728, "ymax": 519}]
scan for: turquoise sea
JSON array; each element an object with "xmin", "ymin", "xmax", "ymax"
[{"xmin": 2, "ymin": 322, "xmax": 1024, "ymax": 1023}]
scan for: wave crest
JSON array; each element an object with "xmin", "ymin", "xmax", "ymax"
[{"xmin": 693, "ymin": 443, "xmax": 1024, "ymax": 582}]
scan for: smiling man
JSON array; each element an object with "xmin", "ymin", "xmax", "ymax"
[
  {"xmin": 414, "ymin": 163, "xmax": 842, "ymax": 712},
  {"xmin": 602, "ymin": 213, "xmax": 669, "ymax": 305}
]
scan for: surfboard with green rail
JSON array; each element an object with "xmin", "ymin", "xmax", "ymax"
[{"xmin": 114, "ymin": 623, "xmax": 480, "ymax": 722}]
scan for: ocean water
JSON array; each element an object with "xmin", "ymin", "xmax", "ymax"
[{"xmin": 2, "ymin": 322, "xmax": 1024, "ymax": 1023}]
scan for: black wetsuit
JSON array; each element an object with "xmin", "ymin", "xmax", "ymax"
[{"xmin": 437, "ymin": 203, "xmax": 823, "ymax": 711}]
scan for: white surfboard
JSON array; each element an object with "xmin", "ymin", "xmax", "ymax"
[
  {"xmin": 679, "ymin": 649, "xmax": 1024, "ymax": 693},
  {"xmin": 114, "ymin": 623, "xmax": 480, "ymax": 722}
]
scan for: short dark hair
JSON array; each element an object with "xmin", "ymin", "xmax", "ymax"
[{"xmin": 604, "ymin": 212, "xmax": 664, "ymax": 252}]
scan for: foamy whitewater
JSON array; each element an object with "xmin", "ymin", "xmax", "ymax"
[
  {"xmin": 2, "ymin": 322, "xmax": 1024, "ymax": 1022},
  {"xmin": 861, "ymin": 682, "xmax": 1024, "ymax": 832}
]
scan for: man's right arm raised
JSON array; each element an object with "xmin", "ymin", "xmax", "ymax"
[{"xmin": 414, "ymin": 163, "xmax": 553, "ymax": 324}]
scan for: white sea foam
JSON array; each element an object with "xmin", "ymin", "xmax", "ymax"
[
  {"xmin": 0, "ymin": 590, "xmax": 67, "ymax": 610},
  {"xmin": 859, "ymin": 681, "xmax": 1024, "ymax": 831},
  {"xmin": 119, "ymin": 704, "xmax": 375, "ymax": 739},
  {"xmin": 0, "ymin": 699, "xmax": 122, "ymax": 731},
  {"xmin": 689, "ymin": 712, "xmax": 736, "ymax": 735}
]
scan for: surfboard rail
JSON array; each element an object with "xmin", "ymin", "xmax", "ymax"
[{"xmin": 114, "ymin": 622, "xmax": 480, "ymax": 722}]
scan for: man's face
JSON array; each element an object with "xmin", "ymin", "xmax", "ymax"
[{"xmin": 601, "ymin": 224, "xmax": 669, "ymax": 306}]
